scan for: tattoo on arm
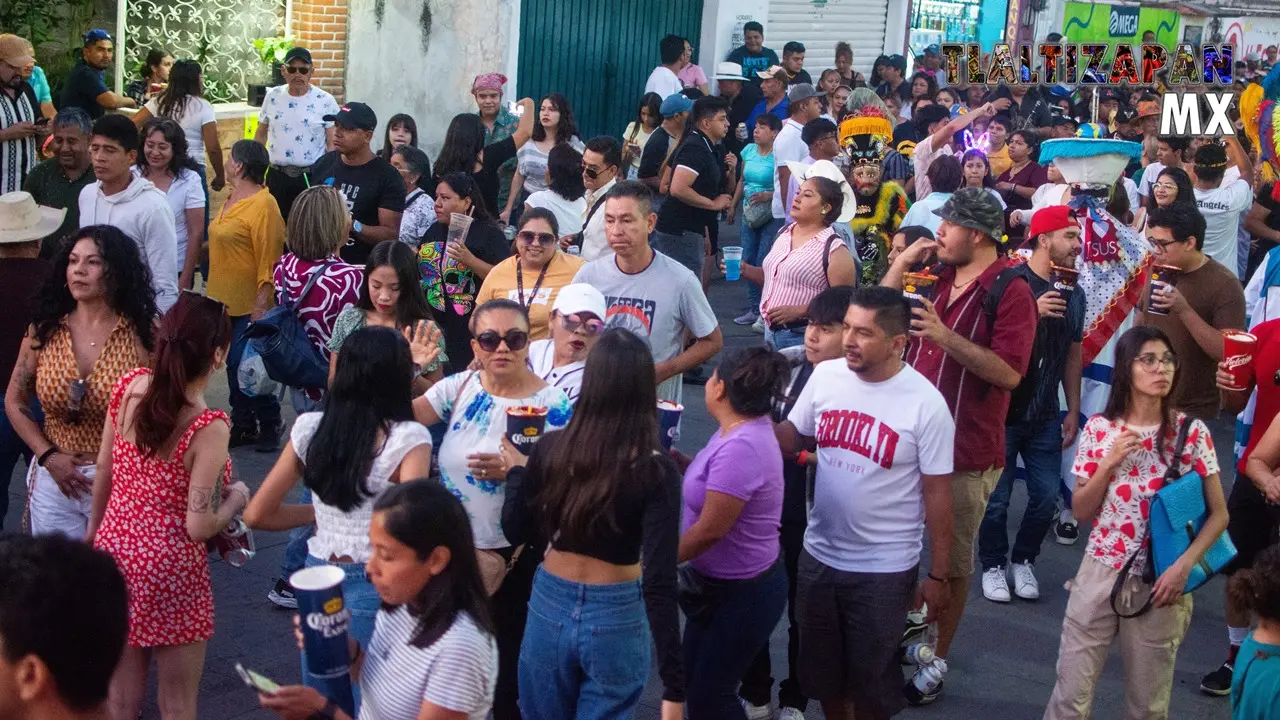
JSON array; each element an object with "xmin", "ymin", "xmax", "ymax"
[
  {"xmin": 16, "ymin": 368, "xmax": 34, "ymax": 399},
  {"xmin": 188, "ymin": 487, "xmax": 214, "ymax": 513}
]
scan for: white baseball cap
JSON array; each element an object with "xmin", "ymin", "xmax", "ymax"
[{"xmin": 552, "ymin": 283, "xmax": 607, "ymax": 319}]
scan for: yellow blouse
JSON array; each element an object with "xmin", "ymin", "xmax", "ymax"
[
  {"xmin": 206, "ymin": 188, "xmax": 286, "ymax": 317},
  {"xmin": 475, "ymin": 252, "xmax": 586, "ymax": 340}
]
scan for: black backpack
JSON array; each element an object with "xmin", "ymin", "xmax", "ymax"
[{"xmin": 983, "ymin": 267, "xmax": 1040, "ymax": 424}]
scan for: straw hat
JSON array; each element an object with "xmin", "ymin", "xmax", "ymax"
[{"xmin": 0, "ymin": 192, "xmax": 65, "ymax": 244}]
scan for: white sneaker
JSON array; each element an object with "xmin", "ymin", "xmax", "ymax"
[
  {"xmin": 981, "ymin": 566, "xmax": 1011, "ymax": 602},
  {"xmin": 752, "ymin": 316, "xmax": 765, "ymax": 334},
  {"xmin": 1011, "ymin": 561, "xmax": 1040, "ymax": 600},
  {"xmin": 778, "ymin": 708, "xmax": 806, "ymax": 720},
  {"xmin": 740, "ymin": 699, "xmax": 771, "ymax": 720}
]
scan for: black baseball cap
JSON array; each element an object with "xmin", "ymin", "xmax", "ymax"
[
  {"xmin": 324, "ymin": 102, "xmax": 377, "ymax": 131},
  {"xmin": 283, "ymin": 47, "xmax": 312, "ymax": 65}
]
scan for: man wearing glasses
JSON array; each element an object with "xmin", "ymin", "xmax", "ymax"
[
  {"xmin": 254, "ymin": 47, "xmax": 339, "ymax": 219},
  {"xmin": 1142, "ymin": 203, "xmax": 1245, "ymax": 422},
  {"xmin": 577, "ymin": 135, "xmax": 620, "ymax": 260}
]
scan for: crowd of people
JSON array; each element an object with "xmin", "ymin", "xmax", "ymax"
[{"xmin": 2, "ymin": 17, "xmax": 1280, "ymax": 720}]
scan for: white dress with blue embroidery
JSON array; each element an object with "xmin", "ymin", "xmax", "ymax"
[{"xmin": 425, "ymin": 372, "xmax": 571, "ymax": 549}]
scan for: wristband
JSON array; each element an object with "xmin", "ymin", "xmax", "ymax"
[
  {"xmin": 927, "ymin": 572, "xmax": 949, "ymax": 583},
  {"xmin": 352, "ymin": 220, "xmax": 364, "ymax": 234},
  {"xmin": 37, "ymin": 447, "xmax": 58, "ymax": 467},
  {"xmin": 797, "ymin": 449, "xmax": 809, "ymax": 466}
]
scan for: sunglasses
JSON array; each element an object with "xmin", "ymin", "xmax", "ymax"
[
  {"xmin": 582, "ymin": 163, "xmax": 608, "ymax": 180},
  {"xmin": 517, "ymin": 230, "xmax": 557, "ymax": 246},
  {"xmin": 283, "ymin": 65, "xmax": 311, "ymax": 75},
  {"xmin": 475, "ymin": 329, "xmax": 529, "ymax": 352},
  {"xmin": 65, "ymin": 378, "xmax": 88, "ymax": 425},
  {"xmin": 560, "ymin": 313, "xmax": 604, "ymax": 335}
]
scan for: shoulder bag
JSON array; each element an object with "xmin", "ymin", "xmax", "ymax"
[{"xmin": 243, "ymin": 263, "xmax": 333, "ymax": 389}]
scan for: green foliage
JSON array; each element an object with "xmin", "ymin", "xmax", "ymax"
[
  {"xmin": 0, "ymin": 0, "xmax": 108, "ymax": 93},
  {"xmin": 251, "ymin": 36, "xmax": 293, "ymax": 67}
]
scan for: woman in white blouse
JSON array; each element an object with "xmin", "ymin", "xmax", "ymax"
[
  {"xmin": 138, "ymin": 118, "xmax": 206, "ymax": 290},
  {"xmin": 390, "ymin": 145, "xmax": 436, "ymax": 247},
  {"xmin": 245, "ymin": 327, "xmax": 438, "ymax": 702},
  {"xmin": 523, "ymin": 144, "xmax": 587, "ymax": 236}
]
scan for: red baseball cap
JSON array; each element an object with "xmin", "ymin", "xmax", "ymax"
[{"xmin": 1029, "ymin": 205, "xmax": 1076, "ymax": 240}]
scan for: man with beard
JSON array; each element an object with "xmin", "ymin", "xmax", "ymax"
[
  {"xmin": 840, "ymin": 108, "xmax": 907, "ymax": 285},
  {"xmin": 59, "ymin": 30, "xmax": 135, "ymax": 120}
]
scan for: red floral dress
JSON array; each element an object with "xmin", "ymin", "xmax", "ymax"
[{"xmin": 93, "ymin": 369, "xmax": 232, "ymax": 647}]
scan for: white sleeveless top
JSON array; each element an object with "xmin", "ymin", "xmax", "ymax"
[{"xmin": 292, "ymin": 412, "xmax": 433, "ymax": 562}]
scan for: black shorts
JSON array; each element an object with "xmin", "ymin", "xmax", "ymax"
[
  {"xmin": 1225, "ymin": 478, "xmax": 1280, "ymax": 574},
  {"xmin": 795, "ymin": 549, "xmax": 918, "ymax": 715}
]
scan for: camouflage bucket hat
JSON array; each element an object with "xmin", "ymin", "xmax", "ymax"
[{"xmin": 933, "ymin": 186, "xmax": 1005, "ymax": 242}]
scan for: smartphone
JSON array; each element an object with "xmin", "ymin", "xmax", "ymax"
[
  {"xmin": 507, "ymin": 101, "xmax": 524, "ymax": 117},
  {"xmin": 234, "ymin": 663, "xmax": 281, "ymax": 694},
  {"xmin": 34, "ymin": 116, "xmax": 50, "ymax": 126}
]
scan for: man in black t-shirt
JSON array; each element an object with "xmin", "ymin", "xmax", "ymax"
[
  {"xmin": 59, "ymin": 30, "xmax": 135, "ymax": 120},
  {"xmin": 653, "ymin": 95, "xmax": 733, "ymax": 279},
  {"xmin": 637, "ymin": 93, "xmax": 692, "ymax": 192},
  {"xmin": 313, "ymin": 102, "xmax": 405, "ymax": 264},
  {"xmin": 782, "ymin": 42, "xmax": 812, "ymax": 86}
]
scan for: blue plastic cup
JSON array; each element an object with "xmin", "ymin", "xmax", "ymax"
[
  {"xmin": 722, "ymin": 246, "xmax": 743, "ymax": 281},
  {"xmin": 291, "ymin": 565, "xmax": 355, "ymax": 715},
  {"xmin": 657, "ymin": 400, "xmax": 683, "ymax": 450}
]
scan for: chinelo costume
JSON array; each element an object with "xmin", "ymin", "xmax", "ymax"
[{"xmin": 840, "ymin": 89, "xmax": 907, "ymax": 285}]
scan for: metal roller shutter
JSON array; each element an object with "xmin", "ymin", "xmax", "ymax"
[{"xmin": 767, "ymin": 0, "xmax": 891, "ymax": 78}]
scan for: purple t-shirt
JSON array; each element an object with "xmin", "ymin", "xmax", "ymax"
[{"xmin": 681, "ymin": 416, "xmax": 783, "ymax": 579}]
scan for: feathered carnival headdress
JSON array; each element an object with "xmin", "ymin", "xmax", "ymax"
[
  {"xmin": 1254, "ymin": 64, "xmax": 1280, "ymax": 193},
  {"xmin": 839, "ymin": 88, "xmax": 894, "ymax": 167}
]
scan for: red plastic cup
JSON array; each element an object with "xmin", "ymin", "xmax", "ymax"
[{"xmin": 1222, "ymin": 330, "xmax": 1258, "ymax": 391}]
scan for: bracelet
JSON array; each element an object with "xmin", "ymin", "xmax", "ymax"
[
  {"xmin": 352, "ymin": 220, "xmax": 364, "ymax": 234},
  {"xmin": 797, "ymin": 449, "xmax": 809, "ymax": 466},
  {"xmin": 37, "ymin": 447, "xmax": 58, "ymax": 467},
  {"xmin": 927, "ymin": 572, "xmax": 949, "ymax": 583}
]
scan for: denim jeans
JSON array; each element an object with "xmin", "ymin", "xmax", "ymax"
[
  {"xmin": 978, "ymin": 417, "xmax": 1063, "ymax": 569},
  {"xmin": 300, "ymin": 555, "xmax": 380, "ymax": 714},
  {"xmin": 0, "ymin": 393, "xmax": 41, "ymax": 532},
  {"xmin": 684, "ymin": 559, "xmax": 788, "ymax": 719},
  {"xmin": 740, "ymin": 217, "xmax": 785, "ymax": 311},
  {"xmin": 281, "ymin": 488, "xmax": 315, "ymax": 577},
  {"xmin": 518, "ymin": 567, "xmax": 651, "ymax": 720},
  {"xmin": 228, "ymin": 315, "xmax": 281, "ymax": 430},
  {"xmin": 764, "ymin": 324, "xmax": 806, "ymax": 351}
]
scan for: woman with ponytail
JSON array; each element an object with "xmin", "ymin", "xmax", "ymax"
[
  {"xmin": 86, "ymin": 292, "xmax": 248, "ymax": 720},
  {"xmin": 1228, "ymin": 545, "xmax": 1280, "ymax": 718}
]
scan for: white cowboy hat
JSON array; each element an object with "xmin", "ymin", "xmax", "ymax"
[
  {"xmin": 712, "ymin": 62, "xmax": 748, "ymax": 82},
  {"xmin": 0, "ymin": 192, "xmax": 65, "ymax": 244},
  {"xmin": 785, "ymin": 159, "xmax": 857, "ymax": 223}
]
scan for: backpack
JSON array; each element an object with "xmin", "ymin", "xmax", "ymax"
[
  {"xmin": 242, "ymin": 263, "xmax": 333, "ymax": 389},
  {"xmin": 983, "ymin": 267, "xmax": 1038, "ymax": 423}
]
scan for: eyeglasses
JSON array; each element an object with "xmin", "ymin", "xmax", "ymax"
[
  {"xmin": 516, "ymin": 230, "xmax": 556, "ymax": 246},
  {"xmin": 1150, "ymin": 238, "xmax": 1182, "ymax": 253},
  {"xmin": 475, "ymin": 329, "xmax": 529, "ymax": 352},
  {"xmin": 65, "ymin": 378, "xmax": 88, "ymax": 425},
  {"xmin": 283, "ymin": 65, "xmax": 311, "ymax": 75},
  {"xmin": 560, "ymin": 313, "xmax": 604, "ymax": 335},
  {"xmin": 1134, "ymin": 352, "xmax": 1178, "ymax": 371}
]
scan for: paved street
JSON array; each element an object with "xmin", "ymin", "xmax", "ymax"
[{"xmin": 3, "ymin": 270, "xmax": 1236, "ymax": 720}]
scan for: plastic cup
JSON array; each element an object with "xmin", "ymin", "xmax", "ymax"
[
  {"xmin": 290, "ymin": 565, "xmax": 355, "ymax": 715},
  {"xmin": 902, "ymin": 272, "xmax": 939, "ymax": 311},
  {"xmin": 1049, "ymin": 264, "xmax": 1079, "ymax": 301},
  {"xmin": 1148, "ymin": 264, "xmax": 1180, "ymax": 316},
  {"xmin": 447, "ymin": 213, "xmax": 474, "ymax": 248},
  {"xmin": 723, "ymin": 246, "xmax": 743, "ymax": 281},
  {"xmin": 505, "ymin": 406, "xmax": 549, "ymax": 456},
  {"xmin": 657, "ymin": 401, "xmax": 683, "ymax": 450},
  {"xmin": 1222, "ymin": 330, "xmax": 1258, "ymax": 391}
]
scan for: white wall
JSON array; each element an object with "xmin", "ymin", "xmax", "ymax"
[
  {"xmin": 346, "ymin": 0, "xmax": 520, "ymax": 158},
  {"xmin": 1219, "ymin": 16, "xmax": 1280, "ymax": 59}
]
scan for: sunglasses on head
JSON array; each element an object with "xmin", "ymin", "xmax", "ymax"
[
  {"xmin": 65, "ymin": 378, "xmax": 88, "ymax": 425},
  {"xmin": 283, "ymin": 65, "xmax": 311, "ymax": 75},
  {"xmin": 560, "ymin": 313, "xmax": 604, "ymax": 335},
  {"xmin": 517, "ymin": 230, "xmax": 557, "ymax": 246},
  {"xmin": 475, "ymin": 329, "xmax": 529, "ymax": 352}
]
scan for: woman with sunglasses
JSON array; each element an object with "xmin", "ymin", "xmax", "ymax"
[
  {"xmin": 500, "ymin": 328, "xmax": 684, "ymax": 720},
  {"xmin": 86, "ymin": 292, "xmax": 246, "ymax": 720},
  {"xmin": 6, "ymin": 226, "xmax": 155, "ymax": 540},
  {"xmin": 526, "ymin": 283, "xmax": 606, "ymax": 404},
  {"xmin": 1044, "ymin": 326, "xmax": 1227, "ymax": 719},
  {"xmin": 413, "ymin": 299, "xmax": 572, "ymax": 719},
  {"xmin": 1133, "ymin": 167, "xmax": 1194, "ymax": 235},
  {"xmin": 476, "ymin": 208, "xmax": 585, "ymax": 340}
]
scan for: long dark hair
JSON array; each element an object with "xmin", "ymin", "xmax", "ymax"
[
  {"xmin": 435, "ymin": 114, "xmax": 487, "ymax": 180},
  {"xmin": 137, "ymin": 49, "xmax": 169, "ymax": 81},
  {"xmin": 303, "ymin": 327, "xmax": 416, "ymax": 512},
  {"xmin": 961, "ymin": 149, "xmax": 997, "ymax": 190},
  {"xmin": 138, "ymin": 117, "xmax": 203, "ymax": 177},
  {"xmin": 1102, "ymin": 326, "xmax": 1179, "ymax": 461},
  {"xmin": 359, "ymin": 241, "xmax": 432, "ymax": 328},
  {"xmin": 438, "ymin": 171, "xmax": 492, "ymax": 222},
  {"xmin": 532, "ymin": 329, "xmax": 661, "ymax": 539},
  {"xmin": 372, "ymin": 482, "xmax": 496, "ymax": 646},
  {"xmin": 546, "ymin": 144, "xmax": 585, "ymax": 201},
  {"xmin": 1144, "ymin": 166, "xmax": 1194, "ymax": 212},
  {"xmin": 33, "ymin": 226, "xmax": 157, "ymax": 351},
  {"xmin": 155, "ymin": 60, "xmax": 203, "ymax": 120},
  {"xmin": 379, "ymin": 113, "xmax": 418, "ymax": 162},
  {"xmin": 630, "ymin": 92, "xmax": 662, "ymax": 140},
  {"xmin": 135, "ymin": 293, "xmax": 231, "ymax": 455},
  {"xmin": 531, "ymin": 93, "xmax": 578, "ymax": 145}
]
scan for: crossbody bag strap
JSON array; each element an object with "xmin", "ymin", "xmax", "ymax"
[
  {"xmin": 289, "ymin": 261, "xmax": 333, "ymax": 313},
  {"xmin": 446, "ymin": 370, "xmax": 478, "ymax": 423},
  {"xmin": 1163, "ymin": 415, "xmax": 1193, "ymax": 482}
]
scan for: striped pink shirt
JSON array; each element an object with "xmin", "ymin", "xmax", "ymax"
[{"xmin": 759, "ymin": 224, "xmax": 846, "ymax": 315}]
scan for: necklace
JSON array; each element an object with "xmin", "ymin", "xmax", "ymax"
[{"xmin": 719, "ymin": 417, "xmax": 750, "ymax": 436}]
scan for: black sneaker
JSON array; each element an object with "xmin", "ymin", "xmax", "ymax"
[
  {"xmin": 1200, "ymin": 662, "xmax": 1234, "ymax": 696},
  {"xmin": 267, "ymin": 578, "xmax": 298, "ymax": 609},
  {"xmin": 229, "ymin": 423, "xmax": 258, "ymax": 448},
  {"xmin": 255, "ymin": 419, "xmax": 284, "ymax": 453},
  {"xmin": 1054, "ymin": 518, "xmax": 1080, "ymax": 545}
]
